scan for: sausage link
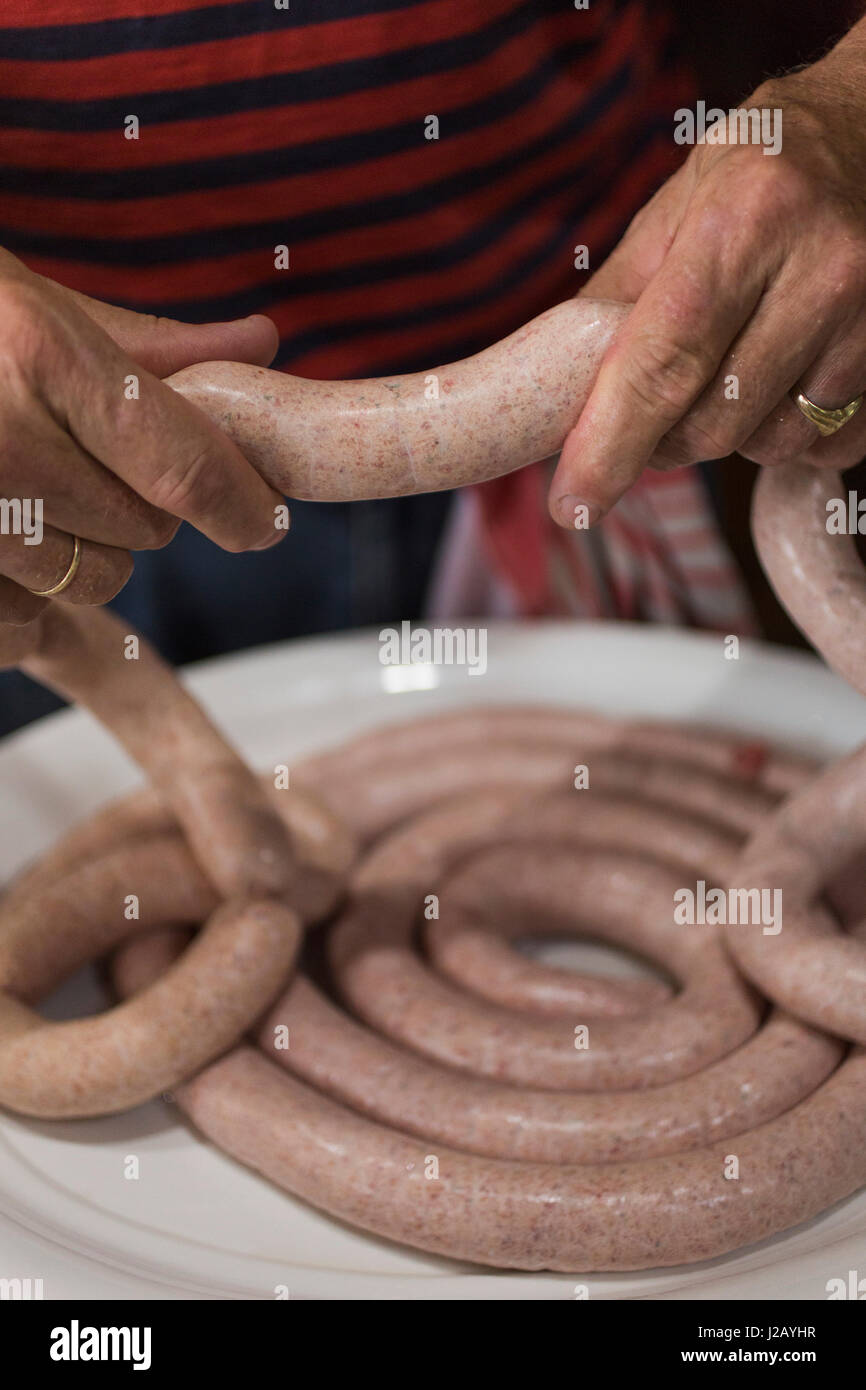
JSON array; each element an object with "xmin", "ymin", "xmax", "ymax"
[
  {"xmin": 728, "ymin": 463, "xmax": 866, "ymax": 1040},
  {"xmin": 16, "ymin": 605, "xmax": 296, "ymax": 900},
  {"xmin": 726, "ymin": 743, "xmax": 866, "ymax": 1044},
  {"xmin": 1, "ymin": 285, "xmax": 864, "ymax": 1272},
  {"xmin": 753, "ymin": 465, "xmax": 866, "ymax": 700},
  {"xmin": 168, "ymin": 299, "xmax": 629, "ymax": 500},
  {"xmin": 99, "ymin": 707, "xmax": 864, "ymax": 1270},
  {"xmin": 0, "ymin": 604, "xmax": 353, "ymax": 1117}
]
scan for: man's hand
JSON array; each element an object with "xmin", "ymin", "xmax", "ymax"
[
  {"xmin": 549, "ymin": 24, "xmax": 866, "ymax": 528},
  {"xmin": 0, "ymin": 248, "xmax": 284, "ymax": 624}
]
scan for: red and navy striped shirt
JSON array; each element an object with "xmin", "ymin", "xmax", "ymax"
[
  {"xmin": 0, "ymin": 0, "xmax": 692, "ymax": 378},
  {"xmin": 0, "ymin": 1, "xmax": 759, "ymax": 738}
]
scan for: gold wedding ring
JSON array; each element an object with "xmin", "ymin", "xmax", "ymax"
[
  {"xmin": 793, "ymin": 389, "xmax": 864, "ymax": 437},
  {"xmin": 29, "ymin": 534, "xmax": 82, "ymax": 597}
]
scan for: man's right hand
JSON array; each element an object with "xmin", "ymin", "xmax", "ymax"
[{"xmin": 0, "ymin": 248, "xmax": 285, "ymax": 626}]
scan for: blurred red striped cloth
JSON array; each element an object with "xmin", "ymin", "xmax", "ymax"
[{"xmin": 429, "ymin": 461, "xmax": 760, "ymax": 635}]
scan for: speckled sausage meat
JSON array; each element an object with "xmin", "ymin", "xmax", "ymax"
[
  {"xmin": 2, "ymin": 604, "xmax": 297, "ymax": 900},
  {"xmin": 752, "ymin": 465, "xmax": 866, "ymax": 700},
  {"xmin": 117, "ymin": 915, "xmax": 866, "ymax": 1272},
  {"xmin": 0, "ymin": 605, "xmax": 352, "ymax": 1117},
  {"xmin": 0, "ymin": 880, "xmax": 300, "ymax": 1118},
  {"xmin": 727, "ymin": 746, "xmax": 866, "ymax": 1045},
  {"xmin": 2, "ymin": 285, "xmax": 865, "ymax": 1269},
  {"xmin": 105, "ymin": 708, "xmax": 865, "ymax": 1271},
  {"xmin": 167, "ymin": 299, "xmax": 630, "ymax": 501},
  {"xmin": 724, "ymin": 464, "xmax": 866, "ymax": 1039},
  {"xmin": 176, "ymin": 1041, "xmax": 866, "ymax": 1273}
]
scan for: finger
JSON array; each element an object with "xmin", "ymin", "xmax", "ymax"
[
  {"xmin": 1, "ymin": 247, "xmax": 280, "ymax": 378},
  {"xmin": 0, "ymin": 526, "xmax": 133, "ymax": 606},
  {"xmin": 742, "ymin": 393, "xmax": 864, "ymax": 472},
  {"xmin": 36, "ymin": 276, "xmax": 280, "ymax": 378},
  {"xmin": 740, "ymin": 326, "xmax": 866, "ymax": 470},
  {"xmin": 2, "ymin": 403, "xmax": 180, "ymax": 550},
  {"xmin": 549, "ymin": 191, "xmax": 775, "ymax": 527},
  {"xmin": 652, "ymin": 258, "xmax": 852, "ymax": 469},
  {"xmin": 0, "ymin": 576, "xmax": 47, "ymax": 626},
  {"xmin": 36, "ymin": 307, "xmax": 285, "ymax": 553}
]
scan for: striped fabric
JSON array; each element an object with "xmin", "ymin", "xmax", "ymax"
[
  {"xmin": 0, "ymin": 0, "xmax": 691, "ymax": 374},
  {"xmin": 551, "ymin": 469, "xmax": 760, "ymax": 631},
  {"xmin": 431, "ymin": 464, "xmax": 760, "ymax": 633},
  {"xmin": 0, "ymin": 0, "xmax": 756, "ymax": 636}
]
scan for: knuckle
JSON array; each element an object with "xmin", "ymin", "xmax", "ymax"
[
  {"xmin": 759, "ymin": 156, "xmax": 812, "ymax": 211},
  {"xmin": 147, "ymin": 449, "xmax": 269, "ymax": 552},
  {"xmin": 140, "ymin": 312, "xmax": 175, "ymax": 334},
  {"xmin": 818, "ymin": 248, "xmax": 866, "ymax": 305},
  {"xmin": 750, "ymin": 132, "xmax": 812, "ymax": 192},
  {"xmin": 713, "ymin": 151, "xmax": 809, "ymax": 233},
  {"xmin": 622, "ymin": 191, "xmax": 660, "ymax": 240},
  {"xmin": 626, "ymin": 333, "xmax": 717, "ymax": 420},
  {"xmin": 686, "ymin": 198, "xmax": 730, "ymax": 245},
  {"xmin": 669, "ymin": 413, "xmax": 739, "ymax": 462},
  {"xmin": 146, "ymin": 447, "xmax": 220, "ymax": 524},
  {"xmin": 0, "ymin": 280, "xmax": 52, "ymax": 377}
]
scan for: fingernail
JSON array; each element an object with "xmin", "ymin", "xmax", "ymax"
[
  {"xmin": 556, "ymin": 495, "xmax": 602, "ymax": 530},
  {"xmin": 210, "ymin": 315, "xmax": 262, "ymax": 328}
]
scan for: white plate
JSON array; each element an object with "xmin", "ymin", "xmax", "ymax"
[{"xmin": 1, "ymin": 620, "xmax": 865, "ymax": 1301}]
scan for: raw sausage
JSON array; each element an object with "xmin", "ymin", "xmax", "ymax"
[
  {"xmin": 106, "ymin": 709, "xmax": 861, "ymax": 1270},
  {"xmin": 167, "ymin": 299, "xmax": 630, "ymax": 501},
  {"xmin": 1, "ymin": 288, "xmax": 864, "ymax": 1271},
  {"xmin": 0, "ymin": 607, "xmax": 353, "ymax": 1117}
]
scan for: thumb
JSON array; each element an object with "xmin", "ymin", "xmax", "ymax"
[{"xmin": 39, "ymin": 277, "xmax": 280, "ymax": 376}]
